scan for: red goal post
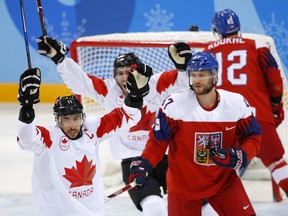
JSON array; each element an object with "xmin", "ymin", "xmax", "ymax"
[{"xmin": 70, "ymin": 31, "xmax": 288, "ymax": 180}]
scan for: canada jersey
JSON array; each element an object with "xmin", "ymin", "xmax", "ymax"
[
  {"xmin": 17, "ymin": 106, "xmax": 140, "ymax": 216},
  {"xmin": 142, "ymin": 89, "xmax": 261, "ymax": 199},
  {"xmin": 58, "ymin": 58, "xmax": 189, "ymax": 159},
  {"xmin": 205, "ymin": 37, "xmax": 275, "ymax": 124}
]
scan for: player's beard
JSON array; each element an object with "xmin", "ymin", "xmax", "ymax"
[{"xmin": 193, "ymin": 79, "xmax": 214, "ymax": 95}]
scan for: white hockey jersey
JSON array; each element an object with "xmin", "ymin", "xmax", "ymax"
[
  {"xmin": 17, "ymin": 105, "xmax": 140, "ymax": 216},
  {"xmin": 57, "ymin": 58, "xmax": 189, "ymax": 159}
]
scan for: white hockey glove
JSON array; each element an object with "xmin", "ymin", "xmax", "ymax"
[
  {"xmin": 168, "ymin": 42, "xmax": 192, "ymax": 71},
  {"xmin": 37, "ymin": 36, "xmax": 69, "ymax": 64},
  {"xmin": 124, "ymin": 63, "xmax": 153, "ymax": 109}
]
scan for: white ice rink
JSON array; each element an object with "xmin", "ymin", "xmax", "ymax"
[{"xmin": 1, "ymin": 103, "xmax": 288, "ymax": 216}]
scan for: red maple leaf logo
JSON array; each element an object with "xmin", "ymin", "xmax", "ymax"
[
  {"xmin": 63, "ymin": 155, "xmax": 96, "ymax": 188},
  {"xmin": 62, "ymin": 138, "xmax": 68, "ymax": 144},
  {"xmin": 129, "ymin": 106, "xmax": 156, "ymax": 132}
]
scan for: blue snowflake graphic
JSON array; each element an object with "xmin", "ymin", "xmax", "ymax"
[
  {"xmin": 263, "ymin": 13, "xmax": 288, "ymax": 66},
  {"xmin": 31, "ymin": 12, "xmax": 86, "ymax": 46},
  {"xmin": 144, "ymin": 4, "xmax": 174, "ymax": 32}
]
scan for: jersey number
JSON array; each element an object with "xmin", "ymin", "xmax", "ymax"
[
  {"xmin": 215, "ymin": 50, "xmax": 247, "ymax": 86},
  {"xmin": 162, "ymin": 97, "xmax": 174, "ymax": 110}
]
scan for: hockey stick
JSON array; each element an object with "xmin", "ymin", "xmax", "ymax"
[
  {"xmin": 239, "ymin": 160, "xmax": 251, "ymax": 177},
  {"xmin": 104, "ymin": 181, "xmax": 137, "ymax": 203},
  {"xmin": 19, "ymin": 0, "xmax": 32, "ymax": 69},
  {"xmin": 36, "ymin": 0, "xmax": 47, "ymax": 36},
  {"xmin": 240, "ymin": 161, "xmax": 283, "ymax": 202}
]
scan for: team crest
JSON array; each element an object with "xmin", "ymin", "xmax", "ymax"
[
  {"xmin": 194, "ymin": 132, "xmax": 222, "ymax": 165},
  {"xmin": 60, "ymin": 136, "xmax": 70, "ymax": 151}
]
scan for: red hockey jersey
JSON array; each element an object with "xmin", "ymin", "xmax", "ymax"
[
  {"xmin": 142, "ymin": 89, "xmax": 261, "ymax": 199},
  {"xmin": 205, "ymin": 37, "xmax": 283, "ymax": 125}
]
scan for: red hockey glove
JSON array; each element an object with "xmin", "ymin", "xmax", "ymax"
[
  {"xmin": 272, "ymin": 102, "xmax": 284, "ymax": 127},
  {"xmin": 168, "ymin": 42, "xmax": 192, "ymax": 71},
  {"xmin": 209, "ymin": 147, "xmax": 247, "ymax": 169},
  {"xmin": 129, "ymin": 156, "xmax": 152, "ymax": 189}
]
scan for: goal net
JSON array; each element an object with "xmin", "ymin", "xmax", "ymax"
[{"xmin": 70, "ymin": 31, "xmax": 288, "ymax": 185}]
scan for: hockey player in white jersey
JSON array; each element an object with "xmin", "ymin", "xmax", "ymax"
[
  {"xmin": 17, "ymin": 66, "xmax": 151, "ymax": 216},
  {"xmin": 37, "ymin": 36, "xmax": 192, "ymax": 215}
]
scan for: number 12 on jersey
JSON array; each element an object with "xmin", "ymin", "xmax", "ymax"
[{"xmin": 215, "ymin": 50, "xmax": 248, "ymax": 86}]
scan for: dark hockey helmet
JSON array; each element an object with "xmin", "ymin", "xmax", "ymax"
[
  {"xmin": 113, "ymin": 53, "xmax": 141, "ymax": 77},
  {"xmin": 212, "ymin": 8, "xmax": 240, "ymax": 37},
  {"xmin": 53, "ymin": 95, "xmax": 83, "ymax": 117}
]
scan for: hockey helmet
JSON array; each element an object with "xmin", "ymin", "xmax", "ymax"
[
  {"xmin": 113, "ymin": 53, "xmax": 141, "ymax": 77},
  {"xmin": 187, "ymin": 52, "xmax": 218, "ymax": 75},
  {"xmin": 53, "ymin": 95, "xmax": 83, "ymax": 117},
  {"xmin": 212, "ymin": 8, "xmax": 241, "ymax": 37},
  {"xmin": 187, "ymin": 52, "xmax": 219, "ymax": 90}
]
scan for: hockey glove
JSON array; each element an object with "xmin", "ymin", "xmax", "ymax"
[
  {"xmin": 168, "ymin": 42, "xmax": 192, "ymax": 71},
  {"xmin": 272, "ymin": 102, "xmax": 284, "ymax": 127},
  {"xmin": 129, "ymin": 156, "xmax": 153, "ymax": 188},
  {"xmin": 18, "ymin": 105, "xmax": 35, "ymax": 124},
  {"xmin": 124, "ymin": 63, "xmax": 153, "ymax": 109},
  {"xmin": 209, "ymin": 147, "xmax": 247, "ymax": 169},
  {"xmin": 37, "ymin": 36, "xmax": 69, "ymax": 64},
  {"xmin": 18, "ymin": 68, "xmax": 41, "ymax": 106}
]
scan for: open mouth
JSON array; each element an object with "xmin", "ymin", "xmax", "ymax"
[{"xmin": 68, "ymin": 130, "xmax": 78, "ymax": 136}]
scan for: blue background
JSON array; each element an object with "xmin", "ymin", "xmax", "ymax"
[{"xmin": 1, "ymin": 0, "xmax": 288, "ymax": 83}]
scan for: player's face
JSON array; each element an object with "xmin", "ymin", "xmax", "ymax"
[
  {"xmin": 115, "ymin": 67, "xmax": 131, "ymax": 95},
  {"xmin": 190, "ymin": 70, "xmax": 215, "ymax": 95},
  {"xmin": 59, "ymin": 114, "xmax": 82, "ymax": 139}
]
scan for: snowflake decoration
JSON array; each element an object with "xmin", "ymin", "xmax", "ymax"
[
  {"xmin": 263, "ymin": 13, "xmax": 288, "ymax": 66},
  {"xmin": 32, "ymin": 12, "xmax": 86, "ymax": 46},
  {"xmin": 144, "ymin": 4, "xmax": 174, "ymax": 32}
]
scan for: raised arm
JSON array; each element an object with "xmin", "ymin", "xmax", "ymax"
[
  {"xmin": 17, "ymin": 68, "xmax": 48, "ymax": 154},
  {"xmin": 94, "ymin": 65, "xmax": 152, "ymax": 140},
  {"xmin": 37, "ymin": 36, "xmax": 109, "ymax": 103}
]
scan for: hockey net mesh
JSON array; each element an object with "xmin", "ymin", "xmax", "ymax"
[{"xmin": 70, "ymin": 31, "xmax": 288, "ymax": 182}]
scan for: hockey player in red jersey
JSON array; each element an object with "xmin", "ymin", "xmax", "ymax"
[
  {"xmin": 130, "ymin": 52, "xmax": 262, "ymax": 216},
  {"xmin": 17, "ymin": 66, "xmax": 150, "ymax": 216},
  {"xmin": 204, "ymin": 8, "xmax": 286, "ymax": 201},
  {"xmin": 37, "ymin": 36, "xmax": 192, "ymax": 215}
]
